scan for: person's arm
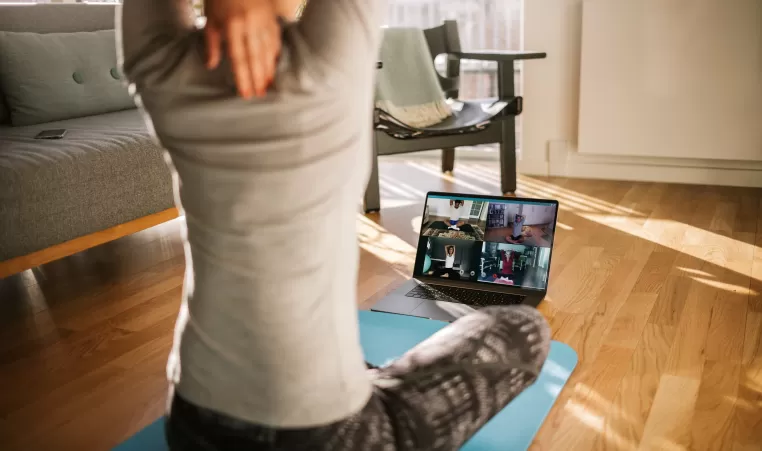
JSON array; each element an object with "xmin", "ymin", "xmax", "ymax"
[
  {"xmin": 117, "ymin": 0, "xmax": 197, "ymax": 89},
  {"xmin": 296, "ymin": 0, "xmax": 385, "ymax": 79}
]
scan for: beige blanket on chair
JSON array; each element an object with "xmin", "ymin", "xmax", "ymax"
[{"xmin": 375, "ymin": 27, "xmax": 452, "ymax": 128}]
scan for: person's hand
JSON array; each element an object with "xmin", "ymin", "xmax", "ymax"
[{"xmin": 204, "ymin": 0, "xmax": 282, "ymax": 99}]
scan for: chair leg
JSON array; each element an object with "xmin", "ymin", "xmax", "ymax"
[
  {"xmin": 442, "ymin": 147, "xmax": 455, "ymax": 174},
  {"xmin": 364, "ymin": 136, "xmax": 381, "ymax": 213},
  {"xmin": 499, "ymin": 121, "xmax": 517, "ymax": 195}
]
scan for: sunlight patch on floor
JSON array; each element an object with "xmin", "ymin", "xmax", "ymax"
[
  {"xmin": 651, "ymin": 438, "xmax": 686, "ymax": 451},
  {"xmin": 376, "ymin": 198, "xmax": 420, "ymax": 209},
  {"xmin": 566, "ymin": 400, "xmax": 605, "ymax": 431},
  {"xmin": 691, "ymin": 277, "xmax": 758, "ymax": 295},
  {"xmin": 380, "ymin": 174, "xmax": 429, "ymax": 198},
  {"xmin": 565, "ymin": 398, "xmax": 638, "ymax": 451},
  {"xmin": 405, "ymin": 161, "xmax": 491, "ymax": 194},
  {"xmin": 578, "ymin": 214, "xmax": 760, "ymax": 280},
  {"xmin": 357, "ymin": 214, "xmax": 416, "ymax": 277},
  {"xmin": 521, "ymin": 177, "xmax": 646, "ymax": 217},
  {"xmin": 676, "ymin": 267, "xmax": 714, "ymax": 278}
]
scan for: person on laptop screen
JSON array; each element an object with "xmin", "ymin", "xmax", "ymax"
[
  {"xmin": 449, "ymin": 199, "xmax": 466, "ymax": 230},
  {"xmin": 429, "ymin": 244, "xmax": 463, "ymax": 279},
  {"xmin": 509, "ymin": 213, "xmax": 526, "ymax": 242},
  {"xmin": 119, "ymin": 1, "xmax": 550, "ymax": 450},
  {"xmin": 445, "ymin": 244, "xmax": 456, "ymax": 269}
]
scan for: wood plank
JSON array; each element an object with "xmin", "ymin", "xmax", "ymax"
[
  {"xmin": 549, "ymin": 246, "xmax": 606, "ymax": 313},
  {"xmin": 647, "ymin": 273, "xmax": 694, "ymax": 327},
  {"xmin": 734, "ymin": 192, "xmax": 759, "ymax": 234},
  {"xmin": 709, "ymin": 201, "xmax": 737, "ymax": 235},
  {"xmin": 742, "ymin": 312, "xmax": 762, "ymax": 366},
  {"xmin": 639, "ymin": 375, "xmax": 701, "ymax": 450},
  {"xmin": 547, "ymin": 345, "xmax": 636, "ymax": 451},
  {"xmin": 704, "ymin": 285, "xmax": 748, "ymax": 364},
  {"xmin": 0, "ymin": 314, "xmax": 177, "ymax": 415},
  {"xmin": 599, "ymin": 324, "xmax": 676, "ymax": 450},
  {"xmin": 731, "ymin": 364, "xmax": 762, "ymax": 450},
  {"xmin": 551, "ymin": 255, "xmax": 651, "ymax": 362},
  {"xmin": 604, "ymin": 293, "xmax": 659, "ymax": 349},
  {"xmin": 630, "ymin": 251, "xmax": 680, "ymax": 294},
  {"xmin": 749, "ymin": 240, "xmax": 762, "ymax": 313},
  {"xmin": 690, "ymin": 360, "xmax": 741, "ymax": 451},
  {"xmin": 0, "ymin": 208, "xmax": 179, "ymax": 279},
  {"xmin": 664, "ymin": 280, "xmax": 713, "ymax": 380}
]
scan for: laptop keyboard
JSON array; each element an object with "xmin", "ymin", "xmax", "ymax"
[{"xmin": 405, "ymin": 284, "xmax": 525, "ymax": 307}]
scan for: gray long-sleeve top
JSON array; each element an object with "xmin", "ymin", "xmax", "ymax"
[{"xmin": 118, "ymin": 0, "xmax": 384, "ymax": 428}]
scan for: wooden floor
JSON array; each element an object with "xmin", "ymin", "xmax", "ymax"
[{"xmin": 1, "ymin": 159, "xmax": 760, "ymax": 451}]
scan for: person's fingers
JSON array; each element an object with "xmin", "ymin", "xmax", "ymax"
[
  {"xmin": 266, "ymin": 21, "xmax": 282, "ymax": 86},
  {"xmin": 245, "ymin": 14, "xmax": 278, "ymax": 96},
  {"xmin": 245, "ymin": 27, "xmax": 264, "ymax": 97},
  {"xmin": 258, "ymin": 30, "xmax": 274, "ymax": 91},
  {"xmin": 205, "ymin": 23, "xmax": 222, "ymax": 69},
  {"xmin": 227, "ymin": 18, "xmax": 252, "ymax": 98},
  {"xmin": 250, "ymin": 15, "xmax": 281, "ymax": 94}
]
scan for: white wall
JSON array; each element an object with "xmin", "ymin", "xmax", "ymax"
[
  {"xmin": 504, "ymin": 203, "xmax": 522, "ymax": 224},
  {"xmin": 522, "ymin": 0, "xmax": 762, "ymax": 187},
  {"xmin": 579, "ymin": 0, "xmax": 762, "ymax": 161},
  {"xmin": 522, "ymin": 204, "xmax": 556, "ymax": 226}
]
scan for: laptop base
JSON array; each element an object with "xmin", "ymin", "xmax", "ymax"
[{"xmin": 371, "ymin": 279, "xmax": 544, "ymax": 322}]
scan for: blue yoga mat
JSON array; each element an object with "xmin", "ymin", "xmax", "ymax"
[{"xmin": 114, "ymin": 310, "xmax": 577, "ymax": 451}]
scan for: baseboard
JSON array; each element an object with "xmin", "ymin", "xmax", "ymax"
[
  {"xmin": 527, "ymin": 141, "xmax": 762, "ymax": 188},
  {"xmin": 384, "ymin": 144, "xmax": 762, "ymax": 188}
]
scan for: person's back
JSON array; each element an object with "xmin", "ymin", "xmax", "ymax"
[{"xmin": 120, "ymin": 0, "xmax": 383, "ymax": 427}]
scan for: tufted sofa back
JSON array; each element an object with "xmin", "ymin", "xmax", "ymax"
[{"xmin": 0, "ymin": 4, "xmax": 125, "ymax": 126}]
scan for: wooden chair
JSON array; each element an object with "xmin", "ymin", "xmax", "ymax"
[{"xmin": 364, "ymin": 20, "xmax": 546, "ymax": 213}]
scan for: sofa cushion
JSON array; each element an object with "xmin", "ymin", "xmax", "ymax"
[
  {"xmin": 0, "ymin": 110, "xmax": 174, "ymax": 261},
  {"xmin": 0, "ymin": 30, "xmax": 135, "ymax": 126}
]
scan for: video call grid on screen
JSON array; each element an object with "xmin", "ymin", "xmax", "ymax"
[{"xmin": 415, "ymin": 194, "xmax": 558, "ymax": 291}]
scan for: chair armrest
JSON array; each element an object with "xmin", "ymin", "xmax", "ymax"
[{"xmin": 453, "ymin": 50, "xmax": 547, "ymax": 62}]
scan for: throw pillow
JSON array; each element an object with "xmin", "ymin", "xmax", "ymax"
[{"xmin": 0, "ymin": 30, "xmax": 135, "ymax": 126}]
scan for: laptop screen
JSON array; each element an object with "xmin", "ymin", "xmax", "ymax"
[{"xmin": 414, "ymin": 194, "xmax": 558, "ymax": 291}]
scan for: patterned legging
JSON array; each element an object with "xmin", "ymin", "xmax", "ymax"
[{"xmin": 165, "ymin": 305, "xmax": 551, "ymax": 451}]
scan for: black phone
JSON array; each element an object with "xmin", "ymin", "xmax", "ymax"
[{"xmin": 34, "ymin": 129, "xmax": 67, "ymax": 140}]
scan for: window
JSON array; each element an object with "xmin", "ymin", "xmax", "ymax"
[
  {"xmin": 469, "ymin": 200, "xmax": 486, "ymax": 218},
  {"xmin": 385, "ymin": 0, "xmax": 523, "ymax": 155},
  {"xmin": 385, "ymin": 0, "xmax": 523, "ymax": 100}
]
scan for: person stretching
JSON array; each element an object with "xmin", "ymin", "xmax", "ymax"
[
  {"xmin": 507, "ymin": 213, "xmax": 526, "ymax": 243},
  {"xmin": 118, "ymin": 0, "xmax": 550, "ymax": 449},
  {"xmin": 445, "ymin": 244, "xmax": 456, "ymax": 270},
  {"xmin": 448, "ymin": 200, "xmax": 465, "ymax": 230},
  {"xmin": 432, "ymin": 244, "xmax": 461, "ymax": 280}
]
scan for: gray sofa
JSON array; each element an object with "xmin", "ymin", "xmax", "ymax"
[{"xmin": 0, "ymin": 4, "xmax": 174, "ymax": 264}]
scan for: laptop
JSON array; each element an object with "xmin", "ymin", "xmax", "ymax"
[{"xmin": 371, "ymin": 192, "xmax": 559, "ymax": 322}]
